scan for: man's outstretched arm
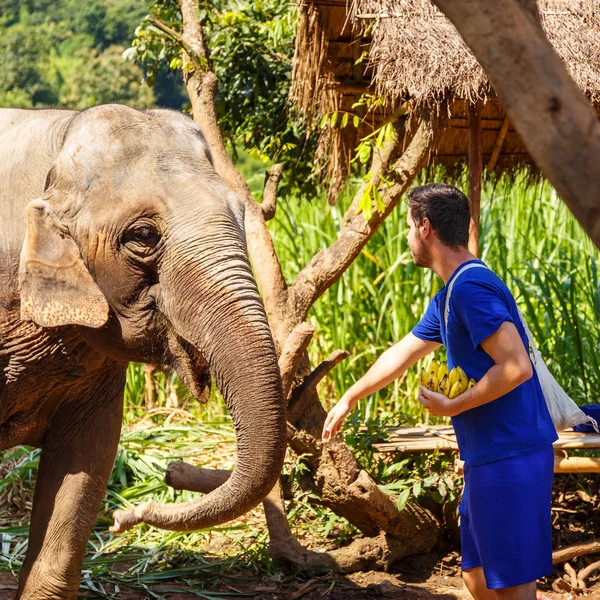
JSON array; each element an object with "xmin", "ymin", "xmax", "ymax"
[{"xmin": 322, "ymin": 333, "xmax": 441, "ymax": 440}]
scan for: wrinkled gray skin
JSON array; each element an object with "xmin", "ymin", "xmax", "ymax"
[{"xmin": 0, "ymin": 105, "xmax": 286, "ymax": 600}]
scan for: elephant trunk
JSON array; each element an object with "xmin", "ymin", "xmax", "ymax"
[{"xmin": 112, "ymin": 228, "xmax": 286, "ymax": 532}]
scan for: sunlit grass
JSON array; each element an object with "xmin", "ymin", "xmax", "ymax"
[
  {"xmin": 268, "ymin": 176, "xmax": 600, "ymax": 422},
  {"xmin": 0, "ymin": 419, "xmax": 361, "ymax": 597}
]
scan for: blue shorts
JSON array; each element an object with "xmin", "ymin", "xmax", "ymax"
[{"xmin": 460, "ymin": 445, "xmax": 554, "ymax": 589}]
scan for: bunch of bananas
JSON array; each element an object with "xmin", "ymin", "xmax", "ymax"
[{"xmin": 419, "ymin": 360, "xmax": 476, "ymax": 399}]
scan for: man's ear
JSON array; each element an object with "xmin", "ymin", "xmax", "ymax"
[
  {"xmin": 420, "ymin": 217, "xmax": 432, "ymax": 238},
  {"xmin": 19, "ymin": 199, "xmax": 109, "ymax": 328}
]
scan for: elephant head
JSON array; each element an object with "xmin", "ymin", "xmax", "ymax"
[{"xmin": 18, "ymin": 104, "xmax": 286, "ymax": 530}]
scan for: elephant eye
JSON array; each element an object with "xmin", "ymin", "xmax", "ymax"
[{"xmin": 122, "ymin": 224, "xmax": 161, "ymax": 255}]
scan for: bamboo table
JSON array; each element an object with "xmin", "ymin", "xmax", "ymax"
[{"xmin": 372, "ymin": 425, "xmax": 600, "ymax": 473}]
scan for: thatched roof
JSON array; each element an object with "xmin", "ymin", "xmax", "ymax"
[{"xmin": 291, "ymin": 0, "xmax": 600, "ymax": 196}]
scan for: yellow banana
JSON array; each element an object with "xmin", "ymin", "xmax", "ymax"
[
  {"xmin": 426, "ymin": 373, "xmax": 439, "ymax": 393},
  {"xmin": 438, "ymin": 373, "xmax": 450, "ymax": 396},
  {"xmin": 456, "ymin": 366, "xmax": 468, "ymax": 382},
  {"xmin": 449, "ymin": 381, "xmax": 462, "ymax": 399},
  {"xmin": 437, "ymin": 361, "xmax": 449, "ymax": 382},
  {"xmin": 448, "ymin": 367, "xmax": 460, "ymax": 388},
  {"xmin": 467, "ymin": 378, "xmax": 476, "ymax": 390},
  {"xmin": 419, "ymin": 367, "xmax": 428, "ymax": 387},
  {"xmin": 428, "ymin": 359, "xmax": 440, "ymax": 380}
]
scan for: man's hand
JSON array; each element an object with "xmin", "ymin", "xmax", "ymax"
[
  {"xmin": 417, "ymin": 386, "xmax": 462, "ymax": 417},
  {"xmin": 322, "ymin": 396, "xmax": 356, "ymax": 441}
]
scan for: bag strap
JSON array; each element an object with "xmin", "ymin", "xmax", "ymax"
[
  {"xmin": 443, "ymin": 262, "xmax": 535, "ymax": 360},
  {"xmin": 443, "ymin": 263, "xmax": 599, "ymax": 433},
  {"xmin": 443, "ymin": 262, "xmax": 489, "ymax": 329}
]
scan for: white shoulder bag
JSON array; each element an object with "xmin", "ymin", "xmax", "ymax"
[{"xmin": 444, "ymin": 263, "xmax": 598, "ymax": 432}]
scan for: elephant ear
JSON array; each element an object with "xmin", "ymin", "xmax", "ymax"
[{"xmin": 19, "ymin": 199, "xmax": 109, "ymax": 328}]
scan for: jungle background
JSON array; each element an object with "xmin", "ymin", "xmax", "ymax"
[{"xmin": 1, "ymin": 0, "xmax": 599, "ymax": 598}]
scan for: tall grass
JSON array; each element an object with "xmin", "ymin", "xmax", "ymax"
[
  {"xmin": 123, "ymin": 174, "xmax": 600, "ymax": 426},
  {"xmin": 267, "ymin": 176, "xmax": 600, "ymax": 423}
]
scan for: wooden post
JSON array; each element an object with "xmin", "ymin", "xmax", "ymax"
[
  {"xmin": 468, "ymin": 101, "xmax": 482, "ymax": 256},
  {"xmin": 487, "ymin": 115, "xmax": 510, "ymax": 172}
]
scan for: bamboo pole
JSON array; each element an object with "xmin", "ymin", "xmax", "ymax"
[
  {"xmin": 553, "ymin": 456, "xmax": 600, "ymax": 473},
  {"xmin": 468, "ymin": 101, "xmax": 483, "ymax": 256},
  {"xmin": 455, "ymin": 456, "xmax": 600, "ymax": 473}
]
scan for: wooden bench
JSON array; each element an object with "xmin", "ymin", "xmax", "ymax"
[{"xmin": 372, "ymin": 425, "xmax": 600, "ymax": 472}]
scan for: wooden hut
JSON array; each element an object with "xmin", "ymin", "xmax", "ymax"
[{"xmin": 290, "ymin": 0, "xmax": 600, "ymax": 253}]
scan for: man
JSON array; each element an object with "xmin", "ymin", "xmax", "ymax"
[{"xmin": 322, "ymin": 184, "xmax": 557, "ymax": 600}]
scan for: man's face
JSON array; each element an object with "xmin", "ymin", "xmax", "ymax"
[{"xmin": 406, "ymin": 209, "xmax": 432, "ymax": 268}]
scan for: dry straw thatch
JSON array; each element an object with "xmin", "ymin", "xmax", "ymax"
[{"xmin": 291, "ymin": 0, "xmax": 600, "ymax": 194}]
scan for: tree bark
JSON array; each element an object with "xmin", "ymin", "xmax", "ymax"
[
  {"xmin": 158, "ymin": 0, "xmax": 441, "ymax": 567},
  {"xmin": 166, "ymin": 463, "xmax": 439, "ymax": 571},
  {"xmin": 432, "ymin": 0, "xmax": 600, "ymax": 250}
]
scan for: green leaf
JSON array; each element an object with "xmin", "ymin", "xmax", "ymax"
[
  {"xmin": 423, "ymin": 474, "xmax": 439, "ymax": 488},
  {"xmin": 341, "ymin": 112, "xmax": 348, "ymax": 128},
  {"xmin": 354, "ymin": 50, "xmax": 368, "ymax": 65},
  {"xmin": 375, "ymin": 125, "xmax": 386, "ymax": 149},
  {"xmin": 373, "ymin": 185, "xmax": 385, "ymax": 214},
  {"xmin": 383, "ymin": 122, "xmax": 395, "ymax": 142},
  {"xmin": 357, "ymin": 183, "xmax": 373, "ymax": 220},
  {"xmin": 357, "ymin": 142, "xmax": 372, "ymax": 164},
  {"xmin": 378, "ymin": 173, "xmax": 393, "ymax": 187},
  {"xmin": 412, "ymin": 481, "xmax": 422, "ymax": 497},
  {"xmin": 330, "ymin": 111, "xmax": 338, "ymax": 127},
  {"xmin": 382, "ymin": 459, "xmax": 409, "ymax": 477},
  {"xmin": 396, "ymin": 488, "xmax": 411, "ymax": 511},
  {"xmin": 353, "ymin": 115, "xmax": 360, "ymax": 128},
  {"xmin": 438, "ymin": 480, "xmax": 447, "ymax": 499}
]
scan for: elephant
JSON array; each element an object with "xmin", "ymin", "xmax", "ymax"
[{"xmin": 0, "ymin": 104, "xmax": 286, "ymax": 599}]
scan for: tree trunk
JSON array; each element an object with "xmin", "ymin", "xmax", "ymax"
[
  {"xmin": 152, "ymin": 0, "xmax": 600, "ymax": 569},
  {"xmin": 155, "ymin": 0, "xmax": 441, "ymax": 568}
]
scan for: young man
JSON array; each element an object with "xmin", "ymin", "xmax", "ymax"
[{"xmin": 322, "ymin": 184, "xmax": 557, "ymax": 600}]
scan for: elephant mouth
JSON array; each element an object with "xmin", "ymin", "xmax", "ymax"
[{"xmin": 164, "ymin": 332, "xmax": 212, "ymax": 403}]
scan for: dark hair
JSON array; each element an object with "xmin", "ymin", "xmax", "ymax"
[{"xmin": 407, "ymin": 183, "xmax": 470, "ymax": 248}]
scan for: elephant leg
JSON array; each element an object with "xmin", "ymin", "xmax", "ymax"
[{"xmin": 17, "ymin": 377, "xmax": 124, "ymax": 600}]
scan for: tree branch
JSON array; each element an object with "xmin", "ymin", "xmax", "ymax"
[
  {"xmin": 262, "ymin": 163, "xmax": 284, "ymax": 221},
  {"xmin": 278, "ymin": 322, "xmax": 315, "ymax": 398},
  {"xmin": 145, "ymin": 17, "xmax": 205, "ymax": 74},
  {"xmin": 288, "ymin": 349, "xmax": 349, "ymax": 422},
  {"xmin": 163, "ymin": 463, "xmax": 434, "ymax": 573},
  {"xmin": 300, "ymin": 349, "xmax": 349, "ymax": 394},
  {"xmin": 288, "ymin": 118, "xmax": 436, "ymax": 320}
]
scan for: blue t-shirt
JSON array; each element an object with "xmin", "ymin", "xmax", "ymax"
[{"xmin": 412, "ymin": 259, "xmax": 557, "ymax": 466}]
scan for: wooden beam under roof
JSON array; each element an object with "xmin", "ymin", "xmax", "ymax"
[{"xmin": 468, "ymin": 101, "xmax": 483, "ymax": 257}]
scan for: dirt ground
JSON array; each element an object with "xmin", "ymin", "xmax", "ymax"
[
  {"xmin": 1, "ymin": 433, "xmax": 599, "ymax": 599},
  {"xmin": 1, "ymin": 551, "xmax": 599, "ymax": 600}
]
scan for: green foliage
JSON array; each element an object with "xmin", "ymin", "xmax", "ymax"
[
  {"xmin": 0, "ymin": 424, "xmax": 281, "ymax": 595},
  {"xmin": 0, "ymin": 0, "xmax": 174, "ymax": 109},
  {"xmin": 60, "ymin": 45, "xmax": 155, "ymax": 108},
  {"xmin": 0, "ymin": 24, "xmax": 58, "ymax": 106},
  {"xmin": 128, "ymin": 0, "xmax": 317, "ymax": 197}
]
